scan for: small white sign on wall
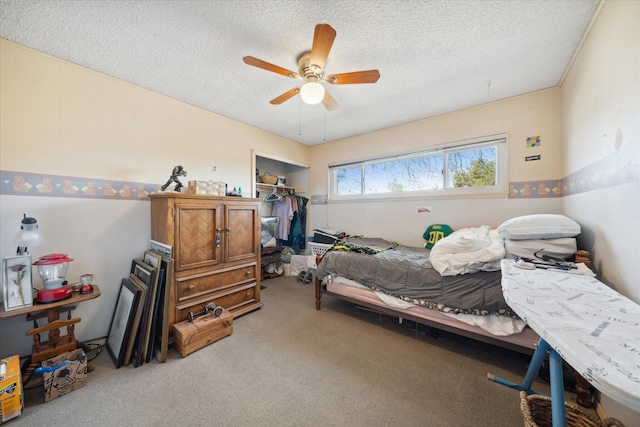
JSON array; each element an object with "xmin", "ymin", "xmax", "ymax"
[{"xmin": 416, "ymin": 207, "xmax": 431, "ymax": 214}]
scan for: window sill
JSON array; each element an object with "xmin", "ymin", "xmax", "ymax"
[{"xmin": 328, "ymin": 191, "xmax": 509, "ymax": 203}]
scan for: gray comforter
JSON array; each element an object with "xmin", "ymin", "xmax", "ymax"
[{"xmin": 316, "ymin": 238, "xmax": 514, "ymax": 316}]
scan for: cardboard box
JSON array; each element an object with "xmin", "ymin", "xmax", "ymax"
[
  {"xmin": 42, "ymin": 349, "xmax": 87, "ymax": 402},
  {"xmin": 187, "ymin": 180, "xmax": 226, "ymax": 196},
  {"xmin": 172, "ymin": 308, "xmax": 233, "ymax": 357},
  {"xmin": 0, "ymin": 355, "xmax": 23, "ymax": 424}
]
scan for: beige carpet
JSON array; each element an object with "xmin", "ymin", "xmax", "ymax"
[{"xmin": 15, "ymin": 275, "xmax": 577, "ymax": 426}]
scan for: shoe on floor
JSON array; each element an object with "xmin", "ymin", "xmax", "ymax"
[
  {"xmin": 297, "ymin": 271, "xmax": 307, "ymax": 282},
  {"xmin": 303, "ymin": 271, "xmax": 313, "ymax": 284}
]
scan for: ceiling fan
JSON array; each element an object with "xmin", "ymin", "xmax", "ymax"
[{"xmin": 243, "ymin": 24, "xmax": 380, "ymax": 111}]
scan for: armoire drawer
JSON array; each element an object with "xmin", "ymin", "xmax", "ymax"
[
  {"xmin": 176, "ymin": 264, "xmax": 256, "ymax": 302},
  {"xmin": 175, "ymin": 283, "xmax": 259, "ymax": 323}
]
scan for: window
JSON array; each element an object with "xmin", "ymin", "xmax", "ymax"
[{"xmin": 330, "ymin": 136, "xmax": 507, "ymax": 199}]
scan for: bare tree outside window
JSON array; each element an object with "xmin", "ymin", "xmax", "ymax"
[
  {"xmin": 332, "ymin": 137, "xmax": 505, "ymax": 198},
  {"xmin": 336, "ymin": 166, "xmax": 362, "ymax": 195}
]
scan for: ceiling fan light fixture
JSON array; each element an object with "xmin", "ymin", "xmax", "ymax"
[{"xmin": 300, "ymin": 81, "xmax": 325, "ymax": 105}]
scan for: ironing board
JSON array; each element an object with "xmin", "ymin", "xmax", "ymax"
[{"xmin": 489, "ymin": 260, "xmax": 640, "ymax": 427}]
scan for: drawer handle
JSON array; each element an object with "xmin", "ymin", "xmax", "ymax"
[
  {"xmin": 246, "ymin": 291, "xmax": 250, "ymax": 297},
  {"xmin": 245, "ymin": 271, "xmax": 251, "ymax": 276},
  {"xmin": 188, "ymin": 285, "xmax": 195, "ymax": 290}
]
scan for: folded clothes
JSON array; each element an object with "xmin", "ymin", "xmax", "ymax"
[
  {"xmin": 263, "ymin": 237, "xmax": 277, "ymax": 247},
  {"xmin": 312, "ymin": 228, "xmax": 347, "ymax": 244}
]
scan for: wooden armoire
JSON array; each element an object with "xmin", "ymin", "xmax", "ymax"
[{"xmin": 150, "ymin": 193, "xmax": 262, "ymax": 328}]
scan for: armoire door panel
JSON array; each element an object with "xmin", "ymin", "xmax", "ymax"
[
  {"xmin": 226, "ymin": 204, "xmax": 260, "ymax": 263},
  {"xmin": 176, "ymin": 203, "xmax": 221, "ymax": 271}
]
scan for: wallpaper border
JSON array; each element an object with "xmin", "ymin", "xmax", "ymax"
[
  {"xmin": 0, "ymin": 170, "xmax": 158, "ymax": 201},
  {"xmin": 510, "ymin": 145, "xmax": 638, "ymax": 199},
  {"xmin": 2, "ymin": 147, "xmax": 636, "ymax": 202}
]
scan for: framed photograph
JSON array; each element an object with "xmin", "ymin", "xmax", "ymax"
[
  {"xmin": 154, "ymin": 257, "xmax": 174, "ymax": 363},
  {"xmin": 2, "ymin": 255, "xmax": 33, "ymax": 311},
  {"xmin": 143, "ymin": 250, "xmax": 163, "ymax": 270},
  {"xmin": 123, "ymin": 274, "xmax": 147, "ymax": 367},
  {"xmin": 131, "ymin": 259, "xmax": 154, "ymax": 288},
  {"xmin": 146, "ymin": 262, "xmax": 166, "ymax": 363},
  {"xmin": 106, "ymin": 278, "xmax": 141, "ymax": 368},
  {"xmin": 131, "ymin": 257, "xmax": 160, "ymax": 364}
]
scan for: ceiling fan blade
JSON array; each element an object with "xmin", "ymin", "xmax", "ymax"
[
  {"xmin": 322, "ymin": 89, "xmax": 339, "ymax": 111},
  {"xmin": 243, "ymin": 56, "xmax": 300, "ymax": 79},
  {"xmin": 270, "ymin": 87, "xmax": 300, "ymax": 105},
  {"xmin": 310, "ymin": 24, "xmax": 336, "ymax": 69},
  {"xmin": 326, "ymin": 69, "xmax": 380, "ymax": 84}
]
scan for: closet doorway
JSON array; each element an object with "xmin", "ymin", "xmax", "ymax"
[{"xmin": 252, "ymin": 151, "xmax": 311, "ymax": 265}]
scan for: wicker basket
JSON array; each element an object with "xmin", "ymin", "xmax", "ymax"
[
  {"xmin": 260, "ymin": 172, "xmax": 278, "ymax": 185},
  {"xmin": 520, "ymin": 392, "xmax": 625, "ymax": 427}
]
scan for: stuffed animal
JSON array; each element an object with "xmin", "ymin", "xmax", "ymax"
[{"xmin": 423, "ymin": 224, "xmax": 453, "ymax": 249}]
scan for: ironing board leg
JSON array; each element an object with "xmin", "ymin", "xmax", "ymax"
[
  {"xmin": 488, "ymin": 338, "xmax": 566, "ymax": 427},
  {"xmin": 487, "ymin": 338, "xmax": 549, "ymax": 396},
  {"xmin": 549, "ymin": 348, "xmax": 566, "ymax": 427}
]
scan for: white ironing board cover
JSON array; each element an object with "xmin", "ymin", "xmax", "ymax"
[{"xmin": 501, "ymin": 259, "xmax": 640, "ymax": 412}]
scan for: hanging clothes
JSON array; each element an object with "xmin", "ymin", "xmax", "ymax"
[
  {"xmin": 271, "ymin": 197, "xmax": 293, "ymax": 240},
  {"xmin": 297, "ymin": 196, "xmax": 308, "ymax": 249},
  {"xmin": 283, "ymin": 195, "xmax": 308, "ymax": 252}
]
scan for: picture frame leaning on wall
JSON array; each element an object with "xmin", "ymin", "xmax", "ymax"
[
  {"xmin": 123, "ymin": 274, "xmax": 148, "ymax": 367},
  {"xmin": 106, "ymin": 277, "xmax": 142, "ymax": 368},
  {"xmin": 130, "ymin": 258, "xmax": 160, "ymax": 365}
]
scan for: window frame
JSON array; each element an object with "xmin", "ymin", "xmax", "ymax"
[{"xmin": 328, "ymin": 134, "xmax": 509, "ymax": 201}]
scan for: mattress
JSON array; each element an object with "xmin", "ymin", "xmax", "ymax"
[{"xmin": 316, "ymin": 238, "xmax": 515, "ymax": 317}]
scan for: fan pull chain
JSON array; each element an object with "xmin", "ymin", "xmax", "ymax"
[{"xmin": 323, "ymin": 108, "xmax": 326, "ymax": 141}]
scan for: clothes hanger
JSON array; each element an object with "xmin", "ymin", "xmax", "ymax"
[{"xmin": 265, "ymin": 188, "xmax": 284, "ymax": 202}]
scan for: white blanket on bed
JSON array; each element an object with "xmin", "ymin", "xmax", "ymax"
[
  {"xmin": 429, "ymin": 226, "xmax": 505, "ymax": 276},
  {"xmin": 329, "ymin": 276, "xmax": 525, "ymax": 336}
]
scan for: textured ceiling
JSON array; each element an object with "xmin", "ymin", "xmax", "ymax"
[{"xmin": 0, "ymin": 0, "xmax": 600, "ymax": 146}]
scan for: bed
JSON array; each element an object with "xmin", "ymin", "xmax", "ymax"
[{"xmin": 314, "ymin": 218, "xmax": 589, "ymax": 356}]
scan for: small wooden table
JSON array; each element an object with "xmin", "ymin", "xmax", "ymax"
[{"xmin": 0, "ymin": 286, "xmax": 101, "ymax": 385}]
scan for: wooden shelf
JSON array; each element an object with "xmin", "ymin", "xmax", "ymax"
[
  {"xmin": 0, "ymin": 286, "xmax": 101, "ymax": 318},
  {"xmin": 256, "ymin": 183, "xmax": 305, "ymax": 193},
  {"xmin": 261, "ymin": 245, "xmax": 282, "ymax": 266},
  {"xmin": 261, "ymin": 245, "xmax": 283, "ymax": 255},
  {"xmin": 261, "ymin": 245, "xmax": 283, "ymax": 280},
  {"xmin": 261, "ymin": 253, "xmax": 281, "ymax": 265}
]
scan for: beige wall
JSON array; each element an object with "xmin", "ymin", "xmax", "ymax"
[
  {"xmin": 562, "ymin": 0, "xmax": 638, "ymax": 174},
  {"xmin": 560, "ymin": 0, "xmax": 639, "ymax": 302},
  {"xmin": 560, "ymin": 1, "xmax": 639, "ymax": 420},
  {"xmin": 0, "ymin": 39, "xmax": 308, "ymax": 184},
  {"xmin": 310, "ymin": 88, "xmax": 564, "ymax": 194},
  {"xmin": 309, "ymin": 88, "xmax": 565, "ymax": 247},
  {"xmin": 0, "ymin": 39, "xmax": 309, "ymax": 357}
]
